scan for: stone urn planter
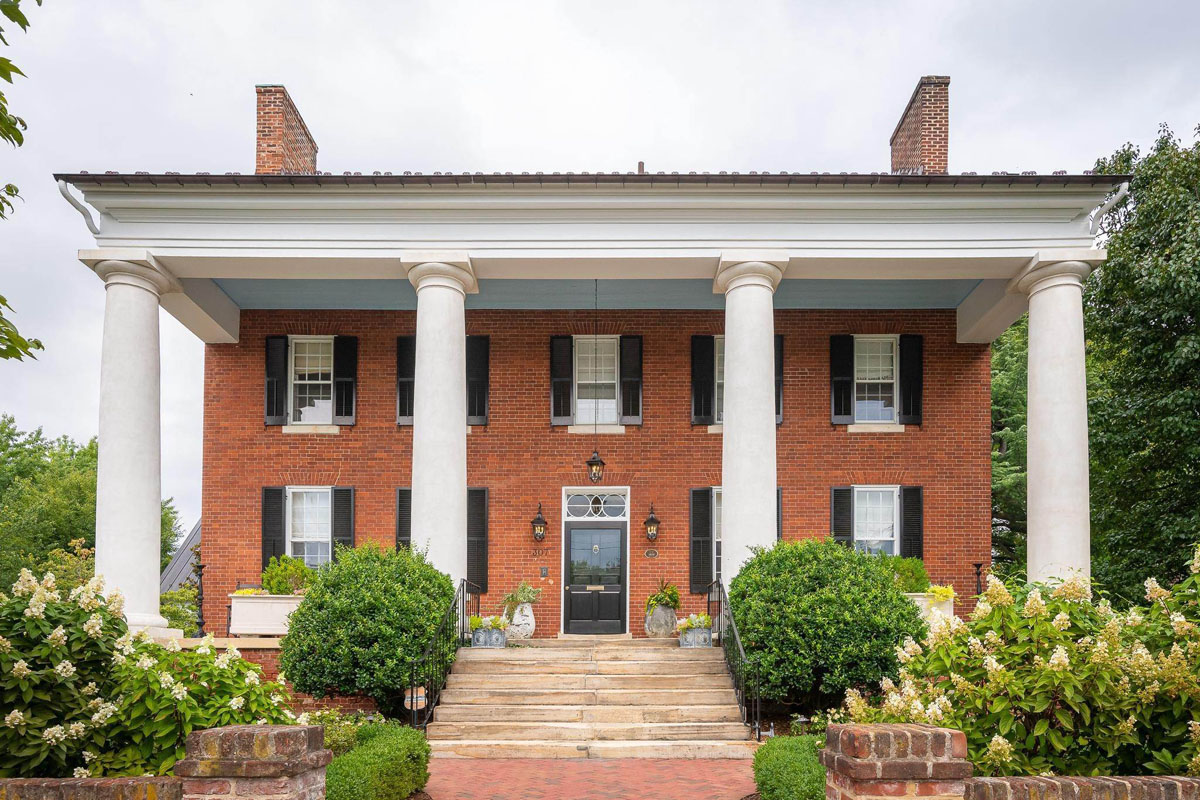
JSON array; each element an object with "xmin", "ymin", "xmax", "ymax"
[
  {"xmin": 471, "ymin": 627, "xmax": 507, "ymax": 648},
  {"xmin": 508, "ymin": 603, "xmax": 536, "ymax": 640},
  {"xmin": 644, "ymin": 604, "xmax": 679, "ymax": 638},
  {"xmin": 679, "ymin": 627, "xmax": 713, "ymax": 648},
  {"xmin": 905, "ymin": 592, "xmax": 955, "ymax": 620},
  {"xmin": 227, "ymin": 593, "xmax": 302, "ymax": 636}
]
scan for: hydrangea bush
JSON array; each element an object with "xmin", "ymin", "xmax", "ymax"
[
  {"xmin": 846, "ymin": 549, "xmax": 1200, "ymax": 777},
  {"xmin": 1, "ymin": 568, "xmax": 294, "ymax": 778}
]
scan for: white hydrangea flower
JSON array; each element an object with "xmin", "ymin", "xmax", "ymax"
[
  {"xmin": 1051, "ymin": 572, "xmax": 1093, "ymax": 603},
  {"xmin": 91, "ymin": 702, "xmax": 117, "ymax": 725},
  {"xmin": 245, "ymin": 672, "xmax": 260, "ymax": 686},
  {"xmin": 1171, "ymin": 612, "xmax": 1195, "ymax": 636},
  {"xmin": 73, "ymin": 767, "xmax": 91, "ymax": 778},
  {"xmin": 41, "ymin": 573, "xmax": 57, "ymax": 591},
  {"xmin": 967, "ymin": 636, "xmax": 985, "ymax": 656},
  {"xmin": 42, "ymin": 725, "xmax": 67, "ymax": 745},
  {"xmin": 136, "ymin": 655, "xmax": 156, "ymax": 671},
  {"xmin": 11, "ymin": 568, "xmax": 38, "ymax": 597},
  {"xmin": 164, "ymin": 638, "xmax": 182, "ymax": 652},
  {"xmin": 134, "ymin": 629, "xmax": 152, "ymax": 644},
  {"xmin": 229, "ymin": 696, "xmax": 245, "ymax": 710},
  {"xmin": 1052, "ymin": 612, "xmax": 1071, "ymax": 631},
  {"xmin": 0, "ymin": 635, "xmax": 11, "ymax": 653},
  {"xmin": 214, "ymin": 653, "xmax": 233, "ymax": 669},
  {"xmin": 54, "ymin": 660, "xmax": 76, "ymax": 679},
  {"xmin": 226, "ymin": 645, "xmax": 241, "ymax": 659},
  {"xmin": 983, "ymin": 655, "xmax": 1002, "ymax": 675},
  {"xmin": 1145, "ymin": 578, "xmax": 1170, "ymax": 602},
  {"xmin": 83, "ymin": 614, "xmax": 103, "ymax": 638},
  {"xmin": 984, "ymin": 630, "xmax": 1003, "ymax": 648},
  {"xmin": 4, "ymin": 709, "xmax": 26, "ymax": 727},
  {"xmin": 106, "ymin": 591, "xmax": 125, "ymax": 617},
  {"xmin": 271, "ymin": 694, "xmax": 286, "ymax": 705},
  {"xmin": 1022, "ymin": 588, "xmax": 1048, "ymax": 618},
  {"xmin": 114, "ymin": 632, "xmax": 135, "ymax": 654},
  {"xmin": 986, "ymin": 735, "xmax": 1014, "ymax": 764},
  {"xmin": 970, "ymin": 600, "xmax": 992, "ymax": 621},
  {"xmin": 11, "ymin": 660, "xmax": 31, "ymax": 679},
  {"xmin": 171, "ymin": 683, "xmax": 189, "ymax": 701},
  {"xmin": 111, "ymin": 652, "xmax": 127, "ymax": 665},
  {"xmin": 896, "ymin": 636, "xmax": 922, "ymax": 664},
  {"xmin": 47, "ymin": 626, "xmax": 68, "ymax": 647},
  {"xmin": 1191, "ymin": 545, "xmax": 1200, "ymax": 575},
  {"xmin": 24, "ymin": 594, "xmax": 46, "ymax": 619},
  {"xmin": 158, "ymin": 672, "xmax": 176, "ymax": 688},
  {"xmin": 983, "ymin": 575, "xmax": 1014, "ymax": 608},
  {"xmin": 1048, "ymin": 645, "xmax": 1070, "ymax": 671},
  {"xmin": 68, "ymin": 722, "xmax": 87, "ymax": 739},
  {"xmin": 295, "ymin": 712, "xmax": 310, "ymax": 724},
  {"xmin": 82, "ymin": 750, "xmax": 97, "ymax": 763}
]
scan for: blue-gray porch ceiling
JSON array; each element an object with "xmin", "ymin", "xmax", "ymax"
[{"xmin": 211, "ymin": 278, "xmax": 981, "ymax": 311}]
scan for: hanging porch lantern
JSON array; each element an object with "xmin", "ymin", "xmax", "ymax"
[
  {"xmin": 644, "ymin": 504, "xmax": 661, "ymax": 541},
  {"xmin": 531, "ymin": 503, "xmax": 548, "ymax": 542},
  {"xmin": 586, "ymin": 450, "xmax": 606, "ymax": 484}
]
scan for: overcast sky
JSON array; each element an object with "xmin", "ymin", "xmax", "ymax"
[{"xmin": 2, "ymin": 0, "xmax": 1198, "ymax": 532}]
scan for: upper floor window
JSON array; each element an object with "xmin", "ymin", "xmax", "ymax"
[
  {"xmin": 287, "ymin": 486, "xmax": 332, "ymax": 567},
  {"xmin": 290, "ymin": 336, "xmax": 334, "ymax": 425},
  {"xmin": 574, "ymin": 335, "xmax": 620, "ymax": 425},
  {"xmin": 852, "ymin": 485, "xmax": 899, "ymax": 555},
  {"xmin": 854, "ymin": 336, "xmax": 898, "ymax": 423}
]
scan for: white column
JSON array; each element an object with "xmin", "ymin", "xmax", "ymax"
[
  {"xmin": 1013, "ymin": 258, "xmax": 1094, "ymax": 583},
  {"xmin": 405, "ymin": 254, "xmax": 476, "ymax": 585},
  {"xmin": 716, "ymin": 252, "xmax": 788, "ymax": 587},
  {"xmin": 93, "ymin": 260, "xmax": 176, "ymax": 633}
]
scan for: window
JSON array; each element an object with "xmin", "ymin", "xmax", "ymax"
[
  {"xmin": 852, "ymin": 486, "xmax": 899, "ymax": 555},
  {"xmin": 854, "ymin": 337, "xmax": 898, "ymax": 422},
  {"xmin": 286, "ymin": 487, "xmax": 332, "ymax": 567},
  {"xmin": 290, "ymin": 337, "xmax": 334, "ymax": 424},
  {"xmin": 713, "ymin": 488, "xmax": 724, "ymax": 584},
  {"xmin": 714, "ymin": 336, "xmax": 726, "ymax": 423},
  {"xmin": 574, "ymin": 336, "xmax": 620, "ymax": 425}
]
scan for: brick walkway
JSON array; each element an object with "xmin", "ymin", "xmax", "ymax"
[{"xmin": 425, "ymin": 758, "xmax": 756, "ymax": 800}]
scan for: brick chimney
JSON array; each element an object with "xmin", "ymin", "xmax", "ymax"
[
  {"xmin": 889, "ymin": 76, "xmax": 950, "ymax": 175},
  {"xmin": 255, "ymin": 85, "xmax": 317, "ymax": 175}
]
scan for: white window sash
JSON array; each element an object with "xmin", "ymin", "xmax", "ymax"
[
  {"xmin": 712, "ymin": 486, "xmax": 723, "ymax": 584},
  {"xmin": 851, "ymin": 485, "xmax": 900, "ymax": 555},
  {"xmin": 285, "ymin": 486, "xmax": 333, "ymax": 567},
  {"xmin": 573, "ymin": 335, "xmax": 620, "ymax": 425},
  {"xmin": 853, "ymin": 336, "xmax": 899, "ymax": 423},
  {"xmin": 714, "ymin": 336, "xmax": 726, "ymax": 423},
  {"xmin": 288, "ymin": 335, "xmax": 335, "ymax": 425}
]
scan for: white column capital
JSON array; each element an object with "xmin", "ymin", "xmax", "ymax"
[
  {"xmin": 402, "ymin": 252, "xmax": 478, "ymax": 294},
  {"xmin": 1010, "ymin": 249, "xmax": 1105, "ymax": 297},
  {"xmin": 715, "ymin": 251, "xmax": 789, "ymax": 294},
  {"xmin": 93, "ymin": 260, "xmax": 178, "ymax": 296}
]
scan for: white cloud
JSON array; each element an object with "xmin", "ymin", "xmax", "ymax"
[{"xmin": 1, "ymin": 0, "xmax": 1197, "ymax": 529}]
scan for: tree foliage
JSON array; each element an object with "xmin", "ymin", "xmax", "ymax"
[
  {"xmin": 991, "ymin": 316, "xmax": 1028, "ymax": 577},
  {"xmin": 0, "ymin": 415, "xmax": 181, "ymax": 589}
]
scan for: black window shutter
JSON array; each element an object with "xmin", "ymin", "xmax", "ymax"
[
  {"xmin": 831, "ymin": 486, "xmax": 853, "ymax": 546},
  {"xmin": 396, "ymin": 488, "xmax": 412, "ymax": 549},
  {"xmin": 619, "ymin": 335, "xmax": 643, "ymax": 425},
  {"xmin": 900, "ymin": 486, "xmax": 924, "ymax": 559},
  {"xmin": 331, "ymin": 487, "xmax": 355, "ymax": 558},
  {"xmin": 466, "ymin": 336, "xmax": 490, "ymax": 426},
  {"xmin": 265, "ymin": 336, "xmax": 288, "ymax": 426},
  {"xmin": 775, "ymin": 334, "xmax": 784, "ymax": 425},
  {"xmin": 690, "ymin": 488, "xmax": 714, "ymax": 592},
  {"xmin": 550, "ymin": 336, "xmax": 574, "ymax": 425},
  {"xmin": 396, "ymin": 336, "xmax": 416, "ymax": 425},
  {"xmin": 691, "ymin": 335, "xmax": 715, "ymax": 425},
  {"xmin": 261, "ymin": 487, "xmax": 285, "ymax": 570},
  {"xmin": 333, "ymin": 336, "xmax": 358, "ymax": 426},
  {"xmin": 830, "ymin": 335, "xmax": 855, "ymax": 425},
  {"xmin": 898, "ymin": 334, "xmax": 923, "ymax": 426},
  {"xmin": 777, "ymin": 487, "xmax": 783, "ymax": 541},
  {"xmin": 467, "ymin": 488, "xmax": 489, "ymax": 593}
]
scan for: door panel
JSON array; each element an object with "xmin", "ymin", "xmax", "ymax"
[{"xmin": 564, "ymin": 522, "xmax": 626, "ymax": 634}]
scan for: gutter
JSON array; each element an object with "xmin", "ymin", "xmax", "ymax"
[
  {"xmin": 1089, "ymin": 181, "xmax": 1130, "ymax": 235},
  {"xmin": 57, "ymin": 179, "xmax": 100, "ymax": 234}
]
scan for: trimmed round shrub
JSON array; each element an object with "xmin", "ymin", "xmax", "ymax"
[
  {"xmin": 325, "ymin": 724, "xmax": 430, "ymax": 800},
  {"xmin": 753, "ymin": 735, "xmax": 826, "ymax": 800},
  {"xmin": 280, "ymin": 544, "xmax": 455, "ymax": 717},
  {"xmin": 730, "ymin": 539, "xmax": 925, "ymax": 706}
]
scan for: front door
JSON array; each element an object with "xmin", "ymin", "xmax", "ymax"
[{"xmin": 564, "ymin": 521, "xmax": 626, "ymax": 634}]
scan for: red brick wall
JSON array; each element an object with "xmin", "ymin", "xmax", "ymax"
[
  {"xmin": 254, "ymin": 86, "xmax": 317, "ymax": 175},
  {"xmin": 201, "ymin": 308, "xmax": 991, "ymax": 636},
  {"xmin": 890, "ymin": 76, "xmax": 950, "ymax": 175}
]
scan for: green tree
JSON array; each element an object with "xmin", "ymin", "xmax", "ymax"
[
  {"xmin": 990, "ymin": 315, "xmax": 1028, "ymax": 577},
  {"xmin": 0, "ymin": 0, "xmax": 43, "ymax": 360},
  {"xmin": 1087, "ymin": 125, "xmax": 1200, "ymax": 601},
  {"xmin": 0, "ymin": 415, "xmax": 181, "ymax": 588}
]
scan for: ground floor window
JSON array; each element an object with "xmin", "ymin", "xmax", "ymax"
[
  {"xmin": 852, "ymin": 485, "xmax": 899, "ymax": 555},
  {"xmin": 286, "ymin": 486, "xmax": 332, "ymax": 567}
]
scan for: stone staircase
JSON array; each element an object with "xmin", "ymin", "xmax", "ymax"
[{"xmin": 426, "ymin": 636, "xmax": 757, "ymax": 758}]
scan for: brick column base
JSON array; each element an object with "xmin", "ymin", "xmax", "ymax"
[
  {"xmin": 175, "ymin": 725, "xmax": 332, "ymax": 800},
  {"xmin": 821, "ymin": 723, "xmax": 972, "ymax": 800}
]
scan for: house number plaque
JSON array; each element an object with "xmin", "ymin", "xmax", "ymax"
[
  {"xmin": 531, "ymin": 547, "xmax": 550, "ymax": 557},
  {"xmin": 644, "ymin": 549, "xmax": 659, "ymax": 559}
]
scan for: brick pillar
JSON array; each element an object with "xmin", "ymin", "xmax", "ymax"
[
  {"xmin": 175, "ymin": 725, "xmax": 332, "ymax": 800},
  {"xmin": 822, "ymin": 723, "xmax": 971, "ymax": 800}
]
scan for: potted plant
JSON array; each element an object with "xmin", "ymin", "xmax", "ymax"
[
  {"xmin": 643, "ymin": 579, "xmax": 681, "ymax": 638},
  {"xmin": 501, "ymin": 580, "xmax": 542, "ymax": 640},
  {"xmin": 906, "ymin": 584, "xmax": 956, "ymax": 619},
  {"xmin": 227, "ymin": 555, "xmax": 317, "ymax": 636},
  {"xmin": 676, "ymin": 613, "xmax": 713, "ymax": 648},
  {"xmin": 882, "ymin": 555, "xmax": 956, "ymax": 620},
  {"xmin": 469, "ymin": 614, "xmax": 510, "ymax": 648}
]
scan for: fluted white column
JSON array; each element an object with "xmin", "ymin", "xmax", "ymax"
[
  {"xmin": 716, "ymin": 252, "xmax": 788, "ymax": 587},
  {"xmin": 1013, "ymin": 257, "xmax": 1094, "ymax": 583},
  {"xmin": 405, "ymin": 254, "xmax": 476, "ymax": 585},
  {"xmin": 93, "ymin": 260, "xmax": 175, "ymax": 632}
]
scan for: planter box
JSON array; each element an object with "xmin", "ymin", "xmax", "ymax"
[
  {"xmin": 905, "ymin": 592, "xmax": 954, "ymax": 620},
  {"xmin": 472, "ymin": 628, "xmax": 508, "ymax": 648},
  {"xmin": 679, "ymin": 627, "xmax": 713, "ymax": 648},
  {"xmin": 228, "ymin": 594, "xmax": 303, "ymax": 636}
]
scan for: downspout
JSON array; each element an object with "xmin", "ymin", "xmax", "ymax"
[
  {"xmin": 1089, "ymin": 181, "xmax": 1130, "ymax": 235},
  {"xmin": 57, "ymin": 179, "xmax": 100, "ymax": 235}
]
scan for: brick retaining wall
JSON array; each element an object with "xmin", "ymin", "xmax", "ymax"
[{"xmin": 0, "ymin": 776, "xmax": 182, "ymax": 800}]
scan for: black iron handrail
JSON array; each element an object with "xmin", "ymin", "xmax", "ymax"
[
  {"xmin": 408, "ymin": 578, "xmax": 481, "ymax": 729},
  {"xmin": 707, "ymin": 580, "xmax": 762, "ymax": 741}
]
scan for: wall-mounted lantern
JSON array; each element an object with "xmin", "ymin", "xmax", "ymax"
[
  {"xmin": 586, "ymin": 450, "xmax": 606, "ymax": 484},
  {"xmin": 531, "ymin": 503, "xmax": 548, "ymax": 542},
  {"xmin": 644, "ymin": 504, "xmax": 660, "ymax": 541}
]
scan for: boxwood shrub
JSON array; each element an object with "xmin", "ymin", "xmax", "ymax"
[
  {"xmin": 280, "ymin": 544, "xmax": 455, "ymax": 717},
  {"xmin": 325, "ymin": 724, "xmax": 430, "ymax": 800},
  {"xmin": 729, "ymin": 539, "xmax": 925, "ymax": 707},
  {"xmin": 753, "ymin": 735, "xmax": 826, "ymax": 800}
]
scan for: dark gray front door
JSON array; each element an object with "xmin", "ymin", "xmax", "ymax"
[{"xmin": 564, "ymin": 522, "xmax": 626, "ymax": 634}]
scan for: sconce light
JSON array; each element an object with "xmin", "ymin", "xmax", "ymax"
[
  {"xmin": 586, "ymin": 450, "xmax": 606, "ymax": 484},
  {"xmin": 531, "ymin": 503, "xmax": 548, "ymax": 542},
  {"xmin": 644, "ymin": 504, "xmax": 660, "ymax": 541}
]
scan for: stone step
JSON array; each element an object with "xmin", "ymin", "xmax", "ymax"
[
  {"xmin": 432, "ymin": 704, "xmax": 744, "ymax": 724},
  {"xmin": 426, "ymin": 721, "xmax": 750, "ymax": 742},
  {"xmin": 445, "ymin": 673, "xmax": 733, "ymax": 690},
  {"xmin": 451, "ymin": 658, "xmax": 730, "ymax": 675},
  {"xmin": 429, "ymin": 739, "xmax": 758, "ymax": 759},
  {"xmin": 516, "ymin": 636, "xmax": 675, "ymax": 647},
  {"xmin": 438, "ymin": 687, "xmax": 740, "ymax": 706},
  {"xmin": 457, "ymin": 647, "xmax": 724, "ymax": 662}
]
